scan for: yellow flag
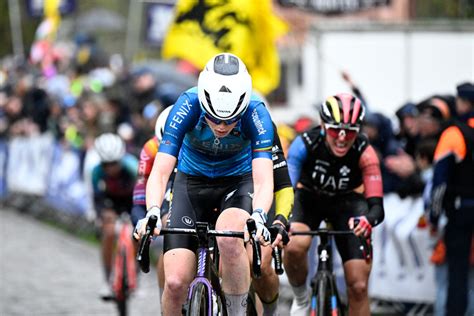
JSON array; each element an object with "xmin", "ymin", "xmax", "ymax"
[
  {"xmin": 161, "ymin": 0, "xmax": 287, "ymax": 95},
  {"xmin": 43, "ymin": 0, "xmax": 61, "ymax": 40}
]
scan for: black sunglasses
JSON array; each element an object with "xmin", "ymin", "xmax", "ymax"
[{"xmin": 204, "ymin": 113, "xmax": 242, "ymax": 125}]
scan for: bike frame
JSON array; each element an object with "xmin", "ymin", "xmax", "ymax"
[
  {"xmin": 186, "ymin": 222, "xmax": 226, "ymax": 316},
  {"xmin": 138, "ymin": 216, "xmax": 261, "ymax": 316},
  {"xmin": 292, "ymin": 229, "xmax": 355, "ymax": 316},
  {"xmin": 111, "ymin": 213, "xmax": 137, "ymax": 316}
]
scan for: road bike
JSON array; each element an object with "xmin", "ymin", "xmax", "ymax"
[
  {"xmin": 291, "ymin": 221, "xmax": 371, "ymax": 316},
  {"xmin": 103, "ymin": 212, "xmax": 137, "ymax": 316},
  {"xmin": 137, "ymin": 214, "xmax": 266, "ymax": 315}
]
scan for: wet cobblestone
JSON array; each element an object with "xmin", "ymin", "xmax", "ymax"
[{"xmin": 0, "ymin": 208, "xmax": 160, "ymax": 316}]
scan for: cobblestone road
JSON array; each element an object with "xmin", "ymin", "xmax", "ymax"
[{"xmin": 0, "ymin": 208, "xmax": 161, "ymax": 316}]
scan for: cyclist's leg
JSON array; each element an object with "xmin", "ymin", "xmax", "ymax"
[
  {"xmin": 252, "ymin": 245, "xmax": 279, "ymax": 315},
  {"xmin": 216, "ymin": 207, "xmax": 252, "ymax": 315},
  {"xmin": 283, "ymin": 222, "xmax": 312, "ymax": 308},
  {"xmin": 285, "ymin": 189, "xmax": 326, "ymax": 315},
  {"xmin": 343, "ymin": 260, "xmax": 371, "ymax": 316},
  {"xmin": 162, "ymin": 249, "xmax": 196, "ymax": 315},
  {"xmin": 156, "ymin": 213, "xmax": 169, "ymax": 300},
  {"xmin": 252, "ymin": 203, "xmax": 279, "ymax": 315},
  {"xmin": 161, "ymin": 172, "xmax": 201, "ymax": 316},
  {"xmin": 216, "ymin": 173, "xmax": 256, "ymax": 315},
  {"xmin": 332, "ymin": 192, "xmax": 372, "ymax": 316},
  {"xmin": 284, "ymin": 189, "xmax": 322, "ymax": 287},
  {"xmin": 100, "ymin": 208, "xmax": 118, "ymax": 282}
]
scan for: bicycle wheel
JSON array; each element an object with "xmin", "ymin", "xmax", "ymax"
[
  {"xmin": 115, "ymin": 248, "xmax": 128, "ymax": 316},
  {"xmin": 186, "ymin": 283, "xmax": 209, "ymax": 316},
  {"xmin": 213, "ymin": 290, "xmax": 227, "ymax": 316},
  {"xmin": 315, "ymin": 276, "xmax": 330, "ymax": 316}
]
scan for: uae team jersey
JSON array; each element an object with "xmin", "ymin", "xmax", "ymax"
[
  {"xmin": 288, "ymin": 126, "xmax": 383, "ymax": 198},
  {"xmin": 159, "ymin": 87, "xmax": 274, "ymax": 178}
]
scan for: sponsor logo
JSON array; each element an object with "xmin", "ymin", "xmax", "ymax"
[
  {"xmin": 225, "ymin": 189, "xmax": 237, "ymax": 201},
  {"xmin": 182, "ymin": 216, "xmax": 194, "ymax": 227},
  {"xmin": 251, "ymin": 108, "xmax": 267, "ymax": 135},
  {"xmin": 340, "ymin": 165, "xmax": 350, "ymax": 176},
  {"xmin": 170, "ymin": 100, "xmax": 192, "ymax": 130},
  {"xmin": 273, "ymin": 161, "xmax": 287, "ymax": 169}
]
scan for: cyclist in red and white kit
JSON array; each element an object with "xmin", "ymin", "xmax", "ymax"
[{"xmin": 284, "ymin": 93, "xmax": 385, "ymax": 316}]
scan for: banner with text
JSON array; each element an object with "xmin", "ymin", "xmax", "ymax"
[{"xmin": 369, "ymin": 193, "xmax": 436, "ymax": 303}]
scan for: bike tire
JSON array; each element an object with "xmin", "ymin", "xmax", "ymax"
[
  {"xmin": 118, "ymin": 248, "xmax": 129, "ymax": 316},
  {"xmin": 186, "ymin": 283, "xmax": 209, "ymax": 316},
  {"xmin": 316, "ymin": 276, "xmax": 330, "ymax": 316},
  {"xmin": 213, "ymin": 291, "xmax": 227, "ymax": 316}
]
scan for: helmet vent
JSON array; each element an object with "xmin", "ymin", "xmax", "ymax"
[
  {"xmin": 214, "ymin": 54, "xmax": 239, "ymax": 75},
  {"xmin": 204, "ymin": 90, "xmax": 212, "ymax": 107},
  {"xmin": 219, "ymin": 85, "xmax": 232, "ymax": 93},
  {"xmin": 237, "ymin": 93, "xmax": 246, "ymax": 108}
]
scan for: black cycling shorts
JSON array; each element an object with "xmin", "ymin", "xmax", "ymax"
[
  {"xmin": 95, "ymin": 197, "xmax": 132, "ymax": 217},
  {"xmin": 163, "ymin": 171, "xmax": 253, "ymax": 253},
  {"xmin": 290, "ymin": 188, "xmax": 369, "ymax": 263}
]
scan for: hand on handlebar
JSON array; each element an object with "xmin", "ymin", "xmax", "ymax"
[
  {"xmin": 245, "ymin": 209, "xmax": 271, "ymax": 246},
  {"xmin": 349, "ymin": 216, "xmax": 372, "ymax": 238},
  {"xmin": 269, "ymin": 222, "xmax": 290, "ymax": 248},
  {"xmin": 133, "ymin": 206, "xmax": 162, "ymax": 240}
]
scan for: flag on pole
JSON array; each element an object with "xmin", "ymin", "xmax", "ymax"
[{"xmin": 161, "ymin": 0, "xmax": 288, "ymax": 95}]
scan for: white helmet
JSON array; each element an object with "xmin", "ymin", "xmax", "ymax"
[
  {"xmin": 155, "ymin": 106, "xmax": 173, "ymax": 141},
  {"xmin": 94, "ymin": 133, "xmax": 125, "ymax": 163},
  {"xmin": 198, "ymin": 53, "xmax": 252, "ymax": 121}
]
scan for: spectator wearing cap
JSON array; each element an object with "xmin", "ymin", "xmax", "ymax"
[
  {"xmin": 385, "ymin": 96, "xmax": 452, "ymax": 198},
  {"xmin": 362, "ymin": 112, "xmax": 403, "ymax": 194},
  {"xmin": 429, "ymin": 81, "xmax": 474, "ymax": 316},
  {"xmin": 456, "ymin": 82, "xmax": 474, "ymax": 122},
  {"xmin": 130, "ymin": 67, "xmax": 158, "ymax": 115},
  {"xmin": 416, "ymin": 96, "xmax": 451, "ymax": 139},
  {"xmin": 395, "ymin": 102, "xmax": 419, "ymax": 158}
]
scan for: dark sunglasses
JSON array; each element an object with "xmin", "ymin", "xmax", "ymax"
[
  {"xmin": 325, "ymin": 124, "xmax": 360, "ymax": 140},
  {"xmin": 101, "ymin": 161, "xmax": 119, "ymax": 167},
  {"xmin": 204, "ymin": 113, "xmax": 241, "ymax": 125}
]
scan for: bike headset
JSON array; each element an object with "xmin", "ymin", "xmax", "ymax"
[
  {"xmin": 319, "ymin": 92, "xmax": 366, "ymax": 140},
  {"xmin": 155, "ymin": 105, "xmax": 173, "ymax": 142},
  {"xmin": 198, "ymin": 53, "xmax": 252, "ymax": 125},
  {"xmin": 94, "ymin": 133, "xmax": 126, "ymax": 163}
]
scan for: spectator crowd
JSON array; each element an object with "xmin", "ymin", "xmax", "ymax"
[{"xmin": 0, "ymin": 33, "xmax": 473, "ymax": 315}]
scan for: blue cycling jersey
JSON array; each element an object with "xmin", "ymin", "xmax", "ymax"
[{"xmin": 159, "ymin": 87, "xmax": 274, "ymax": 178}]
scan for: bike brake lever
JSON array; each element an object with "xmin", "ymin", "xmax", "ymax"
[
  {"xmin": 246, "ymin": 218, "xmax": 262, "ymax": 279},
  {"xmin": 353, "ymin": 218, "xmax": 372, "ymax": 261},
  {"xmin": 137, "ymin": 215, "xmax": 158, "ymax": 273}
]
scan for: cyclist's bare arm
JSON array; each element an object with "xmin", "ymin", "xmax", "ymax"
[
  {"xmin": 136, "ymin": 152, "xmax": 176, "ymax": 237},
  {"xmin": 146, "ymin": 152, "xmax": 176, "ymax": 209},
  {"xmin": 349, "ymin": 145, "xmax": 385, "ymax": 236},
  {"xmin": 252, "ymin": 158, "xmax": 274, "ymax": 212},
  {"xmin": 251, "ymin": 157, "xmax": 274, "ymax": 244}
]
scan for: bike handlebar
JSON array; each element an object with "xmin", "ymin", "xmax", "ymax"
[
  {"xmin": 291, "ymin": 229, "xmax": 355, "ymax": 236},
  {"xmin": 290, "ymin": 224, "xmax": 372, "ymax": 260},
  {"xmin": 136, "ymin": 215, "xmax": 265, "ymax": 276},
  {"xmin": 159, "ymin": 227, "xmax": 244, "ymax": 238}
]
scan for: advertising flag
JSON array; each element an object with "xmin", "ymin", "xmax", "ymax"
[{"xmin": 161, "ymin": 0, "xmax": 287, "ymax": 95}]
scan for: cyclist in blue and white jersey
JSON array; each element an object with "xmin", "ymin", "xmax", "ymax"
[{"xmin": 135, "ymin": 53, "xmax": 279, "ymax": 316}]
